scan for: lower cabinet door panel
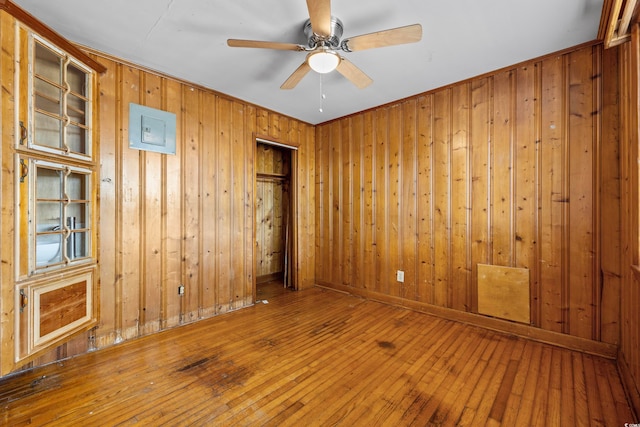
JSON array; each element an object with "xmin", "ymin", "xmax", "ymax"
[{"xmin": 17, "ymin": 268, "xmax": 96, "ymax": 363}]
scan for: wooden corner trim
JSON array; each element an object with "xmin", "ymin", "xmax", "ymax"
[
  {"xmin": 0, "ymin": 0, "xmax": 106, "ymax": 73},
  {"xmin": 601, "ymin": 0, "xmax": 640, "ymax": 48}
]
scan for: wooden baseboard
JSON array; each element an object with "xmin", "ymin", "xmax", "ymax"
[
  {"xmin": 618, "ymin": 350, "xmax": 640, "ymax": 421},
  {"xmin": 315, "ymin": 281, "xmax": 618, "ymax": 359}
]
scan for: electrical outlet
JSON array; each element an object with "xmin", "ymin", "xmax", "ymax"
[
  {"xmin": 178, "ymin": 285, "xmax": 185, "ymax": 295},
  {"xmin": 396, "ymin": 270, "xmax": 404, "ymax": 283}
]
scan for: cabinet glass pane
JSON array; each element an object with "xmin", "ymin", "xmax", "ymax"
[
  {"xmin": 67, "ymin": 64, "xmax": 87, "ymax": 95},
  {"xmin": 66, "ymin": 124, "xmax": 87, "ymax": 155},
  {"xmin": 36, "ymin": 167, "xmax": 63, "ymax": 200},
  {"xmin": 34, "ymin": 43, "xmax": 61, "ymax": 85},
  {"xmin": 36, "ymin": 233, "xmax": 63, "ymax": 266},
  {"xmin": 67, "ymin": 93, "xmax": 87, "ymax": 125},
  {"xmin": 67, "ymin": 231, "xmax": 89, "ymax": 260},
  {"xmin": 36, "ymin": 202, "xmax": 62, "ymax": 230},
  {"xmin": 66, "ymin": 203, "xmax": 88, "ymax": 227},
  {"xmin": 66, "ymin": 171, "xmax": 89, "ymax": 201},
  {"xmin": 34, "ymin": 79, "xmax": 62, "ymax": 117},
  {"xmin": 34, "ymin": 112, "xmax": 62, "ymax": 149}
]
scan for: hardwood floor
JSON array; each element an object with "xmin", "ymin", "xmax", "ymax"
[{"xmin": 0, "ymin": 285, "xmax": 634, "ymax": 426}]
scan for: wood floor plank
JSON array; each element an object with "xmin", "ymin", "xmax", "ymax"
[
  {"xmin": 561, "ymin": 350, "xmax": 577, "ymax": 426},
  {"xmin": 546, "ymin": 348, "xmax": 563, "ymax": 426},
  {"xmin": 514, "ymin": 342, "xmax": 543, "ymax": 425},
  {"xmin": 0, "ymin": 284, "xmax": 632, "ymax": 426},
  {"xmin": 470, "ymin": 336, "xmax": 519, "ymax": 424},
  {"xmin": 530, "ymin": 345, "xmax": 553, "ymax": 425},
  {"xmin": 573, "ymin": 352, "xmax": 592, "ymax": 426},
  {"xmin": 457, "ymin": 331, "xmax": 505, "ymax": 417},
  {"xmin": 583, "ymin": 354, "xmax": 605, "ymax": 425}
]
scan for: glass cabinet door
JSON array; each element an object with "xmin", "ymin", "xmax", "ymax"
[
  {"xmin": 31, "ymin": 36, "xmax": 92, "ymax": 159},
  {"xmin": 30, "ymin": 159, "xmax": 92, "ymax": 271}
]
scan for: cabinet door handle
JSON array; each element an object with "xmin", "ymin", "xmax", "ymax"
[
  {"xmin": 19, "ymin": 289, "xmax": 28, "ymax": 313},
  {"xmin": 19, "ymin": 121, "xmax": 27, "ymax": 145},
  {"xmin": 19, "ymin": 159, "xmax": 28, "ymax": 183}
]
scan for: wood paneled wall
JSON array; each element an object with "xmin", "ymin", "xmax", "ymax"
[
  {"xmin": 91, "ymin": 54, "xmax": 315, "ymax": 348},
  {"xmin": 618, "ymin": 24, "xmax": 640, "ymax": 418},
  {"xmin": 315, "ymin": 42, "xmax": 622, "ymax": 347},
  {"xmin": 11, "ymin": 51, "xmax": 316, "ymax": 368}
]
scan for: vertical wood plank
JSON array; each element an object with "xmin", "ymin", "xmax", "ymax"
[
  {"xmin": 163, "ymin": 79, "xmax": 183, "ymax": 328},
  {"xmin": 402, "ymin": 100, "xmax": 418, "ymax": 301},
  {"xmin": 231, "ymin": 101, "xmax": 247, "ymax": 308},
  {"xmin": 492, "ymin": 71, "xmax": 514, "ymax": 267},
  {"xmin": 317, "ymin": 125, "xmax": 330, "ymax": 285},
  {"xmin": 0, "ymin": 12, "xmax": 17, "ymax": 374},
  {"xmin": 140, "ymin": 73, "xmax": 163, "ymax": 334},
  {"xmin": 375, "ymin": 108, "xmax": 389, "ymax": 295},
  {"xmin": 200, "ymin": 91, "xmax": 217, "ymax": 317},
  {"xmin": 351, "ymin": 115, "xmax": 363, "ymax": 289},
  {"xmin": 599, "ymin": 44, "xmax": 621, "ymax": 345},
  {"xmin": 362, "ymin": 111, "xmax": 376, "ymax": 292},
  {"xmin": 256, "ymin": 179, "xmax": 265, "ymax": 276},
  {"xmin": 416, "ymin": 95, "xmax": 434, "ymax": 304},
  {"xmin": 539, "ymin": 55, "xmax": 565, "ymax": 334},
  {"xmin": 388, "ymin": 105, "xmax": 401, "ymax": 298},
  {"xmin": 567, "ymin": 48, "xmax": 596, "ymax": 340},
  {"xmin": 120, "ymin": 65, "xmax": 142, "ymax": 339},
  {"xmin": 216, "ymin": 97, "xmax": 232, "ymax": 313},
  {"xmin": 433, "ymin": 90, "xmax": 450, "ymax": 307},
  {"xmin": 514, "ymin": 64, "xmax": 538, "ymax": 326},
  {"xmin": 299, "ymin": 123, "xmax": 316, "ymax": 290},
  {"xmin": 470, "ymin": 78, "xmax": 491, "ymax": 313},
  {"xmin": 330, "ymin": 121, "xmax": 341, "ymax": 286},
  {"xmin": 341, "ymin": 119, "xmax": 352, "ymax": 287},
  {"xmin": 95, "ymin": 56, "xmax": 117, "ymax": 345},
  {"xmin": 451, "ymin": 83, "xmax": 470, "ymax": 311},
  {"xmin": 182, "ymin": 86, "xmax": 202, "ymax": 320}
]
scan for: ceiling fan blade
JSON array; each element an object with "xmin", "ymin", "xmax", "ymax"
[
  {"xmin": 281, "ymin": 61, "xmax": 312, "ymax": 90},
  {"xmin": 336, "ymin": 57, "xmax": 373, "ymax": 89},
  {"xmin": 227, "ymin": 39, "xmax": 304, "ymax": 51},
  {"xmin": 306, "ymin": 0, "xmax": 332, "ymax": 38},
  {"xmin": 342, "ymin": 24, "xmax": 422, "ymax": 52}
]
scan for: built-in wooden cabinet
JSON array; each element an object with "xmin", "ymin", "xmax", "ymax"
[{"xmin": 12, "ymin": 29, "xmax": 98, "ymax": 367}]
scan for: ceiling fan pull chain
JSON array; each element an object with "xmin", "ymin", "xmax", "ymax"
[{"xmin": 319, "ymin": 74, "xmax": 325, "ymax": 113}]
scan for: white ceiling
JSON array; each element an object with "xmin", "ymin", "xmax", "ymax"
[{"xmin": 13, "ymin": 0, "xmax": 604, "ymax": 125}]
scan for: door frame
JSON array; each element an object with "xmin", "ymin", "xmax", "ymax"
[{"xmin": 254, "ymin": 136, "xmax": 299, "ymax": 300}]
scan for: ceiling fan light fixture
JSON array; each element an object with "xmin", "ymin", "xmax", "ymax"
[{"xmin": 308, "ymin": 50, "xmax": 340, "ymax": 73}]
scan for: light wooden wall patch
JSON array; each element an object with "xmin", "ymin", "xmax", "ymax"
[{"xmin": 477, "ymin": 264, "xmax": 530, "ymax": 324}]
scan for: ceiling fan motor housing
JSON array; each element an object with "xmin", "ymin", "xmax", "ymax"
[{"xmin": 304, "ymin": 17, "xmax": 343, "ymax": 49}]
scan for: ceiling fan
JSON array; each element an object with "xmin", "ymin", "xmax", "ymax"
[{"xmin": 227, "ymin": 0, "xmax": 422, "ymax": 90}]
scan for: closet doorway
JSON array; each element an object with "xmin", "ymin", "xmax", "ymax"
[{"xmin": 255, "ymin": 139, "xmax": 296, "ymax": 296}]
